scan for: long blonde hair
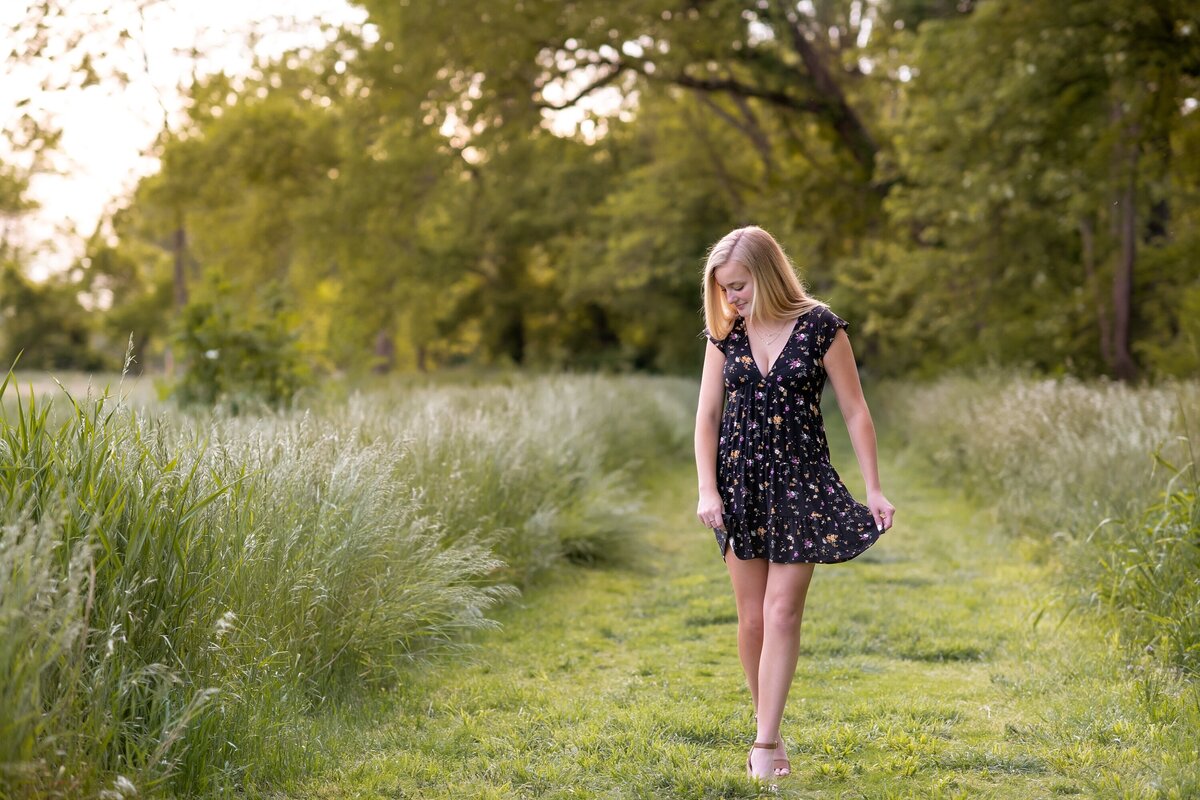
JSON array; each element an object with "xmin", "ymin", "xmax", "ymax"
[{"xmin": 701, "ymin": 225, "xmax": 825, "ymax": 341}]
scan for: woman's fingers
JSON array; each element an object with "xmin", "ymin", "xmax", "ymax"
[
  {"xmin": 696, "ymin": 503, "xmax": 724, "ymax": 530},
  {"xmin": 879, "ymin": 506, "xmax": 895, "ymax": 531},
  {"xmin": 870, "ymin": 501, "xmax": 896, "ymax": 532}
]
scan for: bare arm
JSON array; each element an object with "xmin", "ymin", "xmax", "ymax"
[
  {"xmin": 822, "ymin": 329, "xmax": 896, "ymax": 531},
  {"xmin": 694, "ymin": 341, "xmax": 727, "ymax": 529}
]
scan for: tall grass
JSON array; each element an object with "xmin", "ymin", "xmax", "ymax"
[
  {"xmin": 873, "ymin": 368, "xmax": 1200, "ymax": 676},
  {"xmin": 1081, "ymin": 441, "xmax": 1199, "ymax": 676},
  {"xmin": 0, "ymin": 372, "xmax": 694, "ymax": 798}
]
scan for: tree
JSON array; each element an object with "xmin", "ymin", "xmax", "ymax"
[
  {"xmin": 350, "ymin": 0, "xmax": 976, "ymax": 371},
  {"xmin": 89, "ymin": 1, "xmax": 1200, "ymax": 378},
  {"xmin": 872, "ymin": 0, "xmax": 1200, "ymax": 379},
  {"xmin": 0, "ymin": 262, "xmax": 105, "ymax": 370}
]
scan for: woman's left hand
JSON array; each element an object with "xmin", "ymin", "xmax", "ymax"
[{"xmin": 866, "ymin": 490, "xmax": 896, "ymax": 532}]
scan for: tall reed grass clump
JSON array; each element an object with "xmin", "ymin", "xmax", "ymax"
[
  {"xmin": 1084, "ymin": 451, "xmax": 1199, "ymax": 676},
  {"xmin": 873, "ymin": 368, "xmax": 1200, "ymax": 676},
  {"xmin": 0, "ymin": 371, "xmax": 694, "ymax": 798}
]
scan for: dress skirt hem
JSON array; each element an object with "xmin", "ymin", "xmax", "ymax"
[{"xmin": 715, "ymin": 509, "xmax": 883, "ymax": 564}]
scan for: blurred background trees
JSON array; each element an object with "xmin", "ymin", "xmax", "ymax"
[{"xmin": 2, "ymin": 0, "xmax": 1197, "ymax": 384}]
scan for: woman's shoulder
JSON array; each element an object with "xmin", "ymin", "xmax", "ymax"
[
  {"xmin": 702, "ymin": 316, "xmax": 746, "ymax": 354},
  {"xmin": 801, "ymin": 304, "xmax": 850, "ymax": 349},
  {"xmin": 798, "ymin": 303, "xmax": 829, "ymax": 322},
  {"xmin": 703, "ymin": 315, "xmax": 744, "ymax": 339}
]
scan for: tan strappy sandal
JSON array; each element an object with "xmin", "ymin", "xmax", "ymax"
[
  {"xmin": 746, "ymin": 740, "xmax": 778, "ymax": 779},
  {"xmin": 752, "ymin": 713, "xmax": 790, "ymax": 776},
  {"xmin": 773, "ymin": 742, "xmax": 791, "ymax": 776}
]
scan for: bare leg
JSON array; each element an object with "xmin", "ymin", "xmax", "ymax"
[
  {"xmin": 750, "ymin": 561, "xmax": 815, "ymax": 779},
  {"xmin": 725, "ymin": 547, "xmax": 792, "ymax": 774},
  {"xmin": 723, "ymin": 545, "xmax": 768, "ymax": 714}
]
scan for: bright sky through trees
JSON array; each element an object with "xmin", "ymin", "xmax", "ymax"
[{"xmin": 0, "ymin": 0, "xmax": 367, "ymax": 276}]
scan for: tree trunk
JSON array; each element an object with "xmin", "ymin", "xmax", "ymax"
[
  {"xmin": 1079, "ymin": 215, "xmax": 1113, "ymax": 370},
  {"xmin": 1111, "ymin": 173, "xmax": 1138, "ymax": 381},
  {"xmin": 165, "ymin": 218, "xmax": 188, "ymax": 377},
  {"xmin": 172, "ymin": 223, "xmax": 188, "ymax": 308},
  {"xmin": 1107, "ymin": 95, "xmax": 1139, "ymax": 382},
  {"xmin": 372, "ymin": 328, "xmax": 395, "ymax": 374},
  {"xmin": 770, "ymin": 0, "xmax": 878, "ymax": 178},
  {"xmin": 501, "ymin": 308, "xmax": 526, "ymax": 366}
]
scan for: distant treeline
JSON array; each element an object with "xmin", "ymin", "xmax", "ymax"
[{"xmin": 2, "ymin": 0, "xmax": 1196, "ymax": 380}]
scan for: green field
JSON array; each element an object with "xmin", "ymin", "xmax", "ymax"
[
  {"xmin": 3, "ymin": 373, "xmax": 1197, "ymax": 799},
  {"xmin": 271, "ymin": 433, "xmax": 1200, "ymax": 799}
]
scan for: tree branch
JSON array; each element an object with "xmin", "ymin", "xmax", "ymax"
[
  {"xmin": 682, "ymin": 100, "xmax": 746, "ymax": 217},
  {"xmin": 534, "ymin": 63, "xmax": 624, "ymax": 111},
  {"xmin": 668, "ymin": 68, "xmax": 824, "ymax": 114},
  {"xmin": 767, "ymin": 0, "xmax": 878, "ymax": 177},
  {"xmin": 693, "ymin": 92, "xmax": 776, "ymax": 179}
]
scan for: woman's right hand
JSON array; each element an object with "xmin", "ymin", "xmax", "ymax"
[{"xmin": 697, "ymin": 490, "xmax": 725, "ymax": 530}]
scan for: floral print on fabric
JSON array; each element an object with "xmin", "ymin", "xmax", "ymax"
[{"xmin": 702, "ymin": 306, "xmax": 883, "ymax": 564}]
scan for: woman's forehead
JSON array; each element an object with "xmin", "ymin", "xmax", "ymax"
[{"xmin": 714, "ymin": 261, "xmax": 750, "ymax": 283}]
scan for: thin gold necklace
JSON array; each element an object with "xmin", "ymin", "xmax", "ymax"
[{"xmin": 750, "ymin": 318, "xmax": 790, "ymax": 346}]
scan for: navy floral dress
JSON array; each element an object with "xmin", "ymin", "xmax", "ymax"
[{"xmin": 703, "ymin": 306, "xmax": 884, "ymax": 564}]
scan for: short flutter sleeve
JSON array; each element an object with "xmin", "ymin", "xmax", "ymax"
[
  {"xmin": 702, "ymin": 326, "xmax": 728, "ymax": 354},
  {"xmin": 816, "ymin": 306, "xmax": 850, "ymax": 360}
]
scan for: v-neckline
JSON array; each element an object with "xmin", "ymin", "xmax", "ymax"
[{"xmin": 745, "ymin": 315, "xmax": 801, "ymax": 381}]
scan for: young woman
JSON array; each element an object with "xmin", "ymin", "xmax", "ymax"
[{"xmin": 694, "ymin": 225, "xmax": 896, "ymax": 782}]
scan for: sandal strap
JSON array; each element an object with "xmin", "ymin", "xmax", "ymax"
[{"xmin": 752, "ymin": 741, "xmax": 778, "ymax": 749}]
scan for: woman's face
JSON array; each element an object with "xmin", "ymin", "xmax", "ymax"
[{"xmin": 714, "ymin": 261, "xmax": 753, "ymax": 317}]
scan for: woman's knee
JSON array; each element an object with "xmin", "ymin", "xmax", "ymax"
[
  {"xmin": 763, "ymin": 597, "xmax": 804, "ymax": 633},
  {"xmin": 737, "ymin": 609, "xmax": 765, "ymax": 637}
]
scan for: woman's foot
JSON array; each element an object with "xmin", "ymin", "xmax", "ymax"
[
  {"xmin": 746, "ymin": 740, "xmax": 777, "ymax": 781},
  {"xmin": 752, "ymin": 713, "xmax": 790, "ymax": 776},
  {"xmin": 773, "ymin": 739, "xmax": 790, "ymax": 777}
]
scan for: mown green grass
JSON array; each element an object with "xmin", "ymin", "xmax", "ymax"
[
  {"xmin": 275, "ymin": 431, "xmax": 1200, "ymax": 799},
  {"xmin": 872, "ymin": 370, "xmax": 1200, "ymax": 679}
]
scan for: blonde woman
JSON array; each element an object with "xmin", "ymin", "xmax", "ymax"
[{"xmin": 694, "ymin": 225, "xmax": 896, "ymax": 782}]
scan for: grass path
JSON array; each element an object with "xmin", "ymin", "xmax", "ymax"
[{"xmin": 276, "ymin": 437, "xmax": 1193, "ymax": 799}]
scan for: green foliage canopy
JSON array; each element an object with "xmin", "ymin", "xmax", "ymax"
[{"xmin": 8, "ymin": 0, "xmax": 1198, "ymax": 381}]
